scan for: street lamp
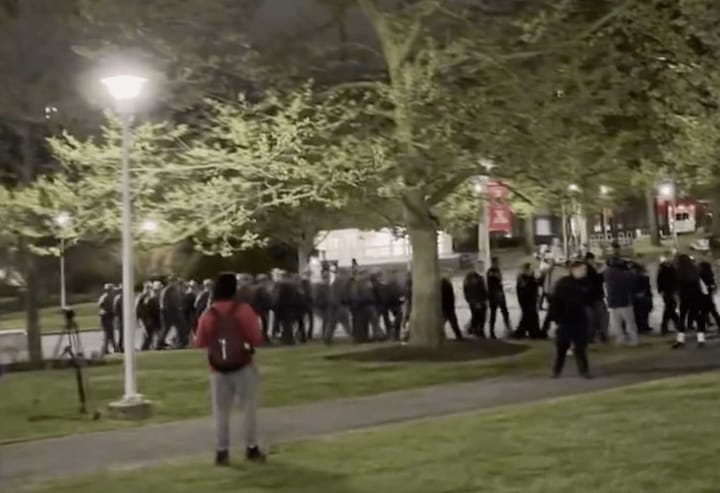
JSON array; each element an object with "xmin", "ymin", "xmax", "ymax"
[
  {"xmin": 101, "ymin": 72, "xmax": 151, "ymax": 419},
  {"xmin": 54, "ymin": 212, "xmax": 71, "ymax": 308},
  {"xmin": 599, "ymin": 185, "xmax": 612, "ymax": 240},
  {"xmin": 141, "ymin": 220, "xmax": 158, "ymax": 234},
  {"xmin": 658, "ymin": 180, "xmax": 678, "ymax": 248}
]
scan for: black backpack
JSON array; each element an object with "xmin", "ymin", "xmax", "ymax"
[{"xmin": 207, "ymin": 303, "xmax": 254, "ymax": 373}]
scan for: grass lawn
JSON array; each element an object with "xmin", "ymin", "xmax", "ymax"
[
  {"xmin": 23, "ymin": 371, "xmax": 720, "ymax": 493},
  {"xmin": 0, "ymin": 339, "xmax": 669, "ymax": 444},
  {"xmin": 0, "ymin": 302, "xmax": 98, "ymax": 333}
]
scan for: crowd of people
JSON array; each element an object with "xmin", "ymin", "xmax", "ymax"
[{"xmin": 96, "ymin": 246, "xmax": 719, "ymax": 359}]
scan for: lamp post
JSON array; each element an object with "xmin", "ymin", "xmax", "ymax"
[
  {"xmin": 54, "ymin": 212, "xmax": 71, "ymax": 308},
  {"xmin": 599, "ymin": 185, "xmax": 611, "ymax": 243},
  {"xmin": 101, "ymin": 73, "xmax": 151, "ymax": 419},
  {"xmin": 658, "ymin": 180, "xmax": 678, "ymax": 249},
  {"xmin": 476, "ymin": 159, "xmax": 496, "ymax": 268}
]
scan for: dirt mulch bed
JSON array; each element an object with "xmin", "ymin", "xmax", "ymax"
[
  {"xmin": 327, "ymin": 339, "xmax": 530, "ymax": 363},
  {"xmin": 4, "ymin": 357, "xmax": 117, "ymax": 373}
]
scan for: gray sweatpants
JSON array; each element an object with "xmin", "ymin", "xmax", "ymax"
[
  {"xmin": 210, "ymin": 365, "xmax": 259, "ymax": 452},
  {"xmin": 608, "ymin": 306, "xmax": 638, "ymax": 346}
]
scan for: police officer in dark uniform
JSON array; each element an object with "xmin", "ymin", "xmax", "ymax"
[
  {"xmin": 252, "ymin": 274, "xmax": 273, "ymax": 343},
  {"xmin": 193, "ymin": 279, "xmax": 213, "ymax": 329},
  {"xmin": 272, "ymin": 271, "xmax": 298, "ymax": 344},
  {"xmin": 463, "ymin": 263, "xmax": 488, "ymax": 337},
  {"xmin": 549, "ymin": 260, "xmax": 592, "ymax": 378},
  {"xmin": 441, "ymin": 273, "xmax": 463, "ymax": 340},
  {"xmin": 657, "ymin": 253, "xmax": 679, "ymax": 335},
  {"xmin": 158, "ymin": 277, "xmax": 188, "ymax": 349},
  {"xmin": 349, "ymin": 269, "xmax": 377, "ymax": 343},
  {"xmin": 515, "ymin": 262, "xmax": 540, "ymax": 339},
  {"xmin": 487, "ymin": 257, "xmax": 512, "ymax": 338},
  {"xmin": 98, "ymin": 283, "xmax": 117, "ymax": 355},
  {"xmin": 698, "ymin": 256, "xmax": 720, "ymax": 329},
  {"xmin": 298, "ymin": 271, "xmax": 315, "ymax": 340},
  {"xmin": 139, "ymin": 281, "xmax": 163, "ymax": 350},
  {"xmin": 112, "ymin": 288, "xmax": 123, "ymax": 352},
  {"xmin": 372, "ymin": 269, "xmax": 403, "ymax": 341}
]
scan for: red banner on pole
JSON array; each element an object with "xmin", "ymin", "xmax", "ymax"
[
  {"xmin": 486, "ymin": 182, "xmax": 512, "ymax": 233},
  {"xmin": 489, "ymin": 203, "xmax": 513, "ymax": 233}
]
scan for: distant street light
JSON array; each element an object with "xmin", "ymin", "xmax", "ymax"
[
  {"xmin": 567, "ymin": 183, "xmax": 581, "ymax": 194},
  {"xmin": 141, "ymin": 220, "xmax": 158, "ymax": 234},
  {"xmin": 102, "ymin": 72, "xmax": 150, "ymax": 418},
  {"xmin": 599, "ymin": 185, "xmax": 611, "ymax": 196},
  {"xmin": 658, "ymin": 179, "xmax": 678, "ymax": 248},
  {"xmin": 54, "ymin": 212, "xmax": 71, "ymax": 308}
]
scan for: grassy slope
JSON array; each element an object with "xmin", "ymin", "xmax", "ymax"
[
  {"xmin": 0, "ymin": 302, "xmax": 98, "ymax": 332},
  {"xmin": 0, "ymin": 340, "xmax": 666, "ymax": 443},
  {"xmin": 25, "ymin": 371, "xmax": 720, "ymax": 493}
]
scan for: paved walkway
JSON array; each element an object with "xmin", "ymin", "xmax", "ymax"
[{"xmin": 2, "ymin": 345, "xmax": 719, "ymax": 485}]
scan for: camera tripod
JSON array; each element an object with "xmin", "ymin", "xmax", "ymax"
[{"xmin": 52, "ymin": 308, "xmax": 100, "ymax": 419}]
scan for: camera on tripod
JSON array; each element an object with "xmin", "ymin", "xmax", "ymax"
[{"xmin": 62, "ymin": 307, "xmax": 76, "ymax": 325}]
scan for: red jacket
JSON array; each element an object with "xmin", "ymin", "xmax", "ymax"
[{"xmin": 194, "ymin": 300, "xmax": 262, "ymax": 371}]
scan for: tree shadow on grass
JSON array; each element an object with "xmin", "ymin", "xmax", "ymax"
[{"xmin": 227, "ymin": 459, "xmax": 357, "ymax": 493}]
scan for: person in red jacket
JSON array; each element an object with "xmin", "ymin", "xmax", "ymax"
[{"xmin": 195, "ymin": 272, "xmax": 265, "ymax": 466}]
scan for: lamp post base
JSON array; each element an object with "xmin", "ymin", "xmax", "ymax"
[{"xmin": 108, "ymin": 396, "xmax": 152, "ymax": 420}]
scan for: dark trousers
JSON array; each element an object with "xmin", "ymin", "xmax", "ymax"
[
  {"xmin": 679, "ymin": 297, "xmax": 705, "ymax": 333},
  {"xmin": 100, "ymin": 314, "xmax": 117, "ymax": 354},
  {"xmin": 489, "ymin": 297, "xmax": 511, "ymax": 338},
  {"xmin": 553, "ymin": 325, "xmax": 589, "ymax": 376},
  {"xmin": 258, "ymin": 312, "xmax": 270, "ymax": 342},
  {"xmin": 468, "ymin": 303, "xmax": 487, "ymax": 337},
  {"xmin": 158, "ymin": 312, "xmax": 189, "ymax": 349},
  {"xmin": 379, "ymin": 304, "xmax": 403, "ymax": 341},
  {"xmin": 322, "ymin": 305, "xmax": 352, "ymax": 343},
  {"xmin": 660, "ymin": 293, "xmax": 680, "ymax": 334},
  {"xmin": 443, "ymin": 308, "xmax": 463, "ymax": 340},
  {"xmin": 295, "ymin": 307, "xmax": 313, "ymax": 341},
  {"xmin": 634, "ymin": 300, "xmax": 652, "ymax": 334},
  {"xmin": 351, "ymin": 305, "xmax": 374, "ymax": 343},
  {"xmin": 587, "ymin": 299, "xmax": 608, "ymax": 342},
  {"xmin": 141, "ymin": 317, "xmax": 159, "ymax": 351},
  {"xmin": 115, "ymin": 316, "xmax": 124, "ymax": 350},
  {"xmin": 541, "ymin": 296, "xmax": 554, "ymax": 336},
  {"xmin": 516, "ymin": 301, "xmax": 540, "ymax": 338}
]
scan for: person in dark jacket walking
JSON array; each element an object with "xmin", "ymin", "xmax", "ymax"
[
  {"xmin": 158, "ymin": 277, "xmax": 189, "ymax": 349},
  {"xmin": 463, "ymin": 262, "xmax": 488, "ymax": 337},
  {"xmin": 657, "ymin": 253, "xmax": 680, "ymax": 335},
  {"xmin": 698, "ymin": 256, "xmax": 720, "ymax": 329},
  {"xmin": 549, "ymin": 260, "xmax": 592, "ymax": 378},
  {"xmin": 372, "ymin": 269, "xmax": 403, "ymax": 341},
  {"xmin": 252, "ymin": 274, "xmax": 273, "ymax": 343},
  {"xmin": 98, "ymin": 283, "xmax": 118, "ymax": 355},
  {"xmin": 514, "ymin": 263, "xmax": 540, "ymax": 338},
  {"xmin": 584, "ymin": 253, "xmax": 608, "ymax": 343},
  {"xmin": 632, "ymin": 262, "xmax": 653, "ymax": 334},
  {"xmin": 194, "ymin": 279, "xmax": 213, "ymax": 327},
  {"xmin": 112, "ymin": 289, "xmax": 124, "ymax": 352},
  {"xmin": 604, "ymin": 256, "xmax": 638, "ymax": 346},
  {"xmin": 272, "ymin": 272, "xmax": 299, "ymax": 345},
  {"xmin": 441, "ymin": 273, "xmax": 463, "ymax": 340},
  {"xmin": 487, "ymin": 257, "xmax": 511, "ymax": 338},
  {"xmin": 674, "ymin": 254, "xmax": 706, "ymax": 348},
  {"xmin": 139, "ymin": 281, "xmax": 163, "ymax": 350}
]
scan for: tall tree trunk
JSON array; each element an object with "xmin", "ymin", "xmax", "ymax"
[
  {"xmin": 645, "ymin": 187, "xmax": 661, "ymax": 246},
  {"xmin": 19, "ymin": 123, "xmax": 42, "ymax": 364},
  {"xmin": 523, "ymin": 216, "xmax": 534, "ymax": 254},
  {"xmin": 404, "ymin": 192, "xmax": 444, "ymax": 347}
]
